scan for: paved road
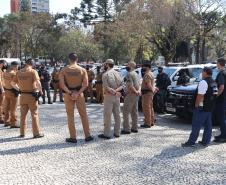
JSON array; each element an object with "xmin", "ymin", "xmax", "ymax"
[{"xmin": 0, "ymin": 102, "xmax": 226, "ymax": 185}]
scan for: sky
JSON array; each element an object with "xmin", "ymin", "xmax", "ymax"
[{"xmin": 0, "ymin": 0, "xmax": 81, "ymax": 17}]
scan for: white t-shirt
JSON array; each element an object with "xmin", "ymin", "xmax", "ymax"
[
  {"xmin": 198, "ymin": 80, "xmax": 208, "ymax": 95},
  {"xmin": 198, "ymin": 80, "xmax": 208, "ymax": 106}
]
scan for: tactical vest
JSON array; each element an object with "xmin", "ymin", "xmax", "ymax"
[{"xmin": 194, "ymin": 77, "xmax": 217, "ymax": 112}]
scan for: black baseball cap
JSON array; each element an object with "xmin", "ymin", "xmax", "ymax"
[
  {"xmin": 203, "ymin": 67, "xmax": 212, "ymax": 76},
  {"xmin": 11, "ymin": 61, "xmax": 19, "ymax": 66},
  {"xmin": 0, "ymin": 60, "xmax": 5, "ymax": 64}
]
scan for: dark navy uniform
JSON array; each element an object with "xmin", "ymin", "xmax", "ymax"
[
  {"xmin": 213, "ymin": 70, "xmax": 226, "ymax": 140},
  {"xmin": 38, "ymin": 66, "xmax": 52, "ymax": 104},
  {"xmin": 156, "ymin": 72, "xmax": 171, "ymax": 112}
]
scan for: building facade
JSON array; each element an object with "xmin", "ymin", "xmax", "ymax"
[
  {"xmin": 11, "ymin": 0, "xmax": 20, "ymax": 13},
  {"xmin": 31, "ymin": 0, "xmax": 49, "ymax": 13},
  {"xmin": 11, "ymin": 0, "xmax": 49, "ymax": 14}
]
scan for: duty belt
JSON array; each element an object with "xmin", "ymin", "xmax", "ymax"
[
  {"xmin": 141, "ymin": 89, "xmax": 152, "ymax": 95},
  {"xmin": 53, "ymin": 80, "xmax": 59, "ymax": 83},
  {"xmin": 4, "ymin": 88, "xmax": 13, "ymax": 91},
  {"xmin": 21, "ymin": 91, "xmax": 33, "ymax": 94},
  {"xmin": 63, "ymin": 86, "xmax": 82, "ymax": 93},
  {"xmin": 68, "ymin": 86, "xmax": 82, "ymax": 91}
]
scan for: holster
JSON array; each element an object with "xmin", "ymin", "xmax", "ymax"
[
  {"xmin": 95, "ymin": 81, "xmax": 103, "ymax": 84},
  {"xmin": 32, "ymin": 91, "xmax": 42, "ymax": 101},
  {"xmin": 11, "ymin": 88, "xmax": 21, "ymax": 97}
]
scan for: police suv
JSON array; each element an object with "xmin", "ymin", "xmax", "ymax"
[{"xmin": 165, "ymin": 66, "xmax": 218, "ymax": 119}]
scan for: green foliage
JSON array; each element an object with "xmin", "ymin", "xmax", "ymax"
[
  {"xmin": 20, "ymin": 0, "xmax": 31, "ymax": 12},
  {"xmin": 55, "ymin": 29, "xmax": 103, "ymax": 62},
  {"xmin": 1, "ymin": 0, "xmax": 226, "ymax": 64}
]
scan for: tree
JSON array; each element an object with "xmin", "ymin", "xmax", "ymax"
[
  {"xmin": 208, "ymin": 19, "xmax": 226, "ymax": 58},
  {"xmin": 110, "ymin": 0, "xmax": 194, "ymax": 64},
  {"xmin": 20, "ymin": 0, "xmax": 31, "ymax": 12},
  {"xmin": 144, "ymin": 0, "xmax": 195, "ymax": 64},
  {"xmin": 55, "ymin": 29, "xmax": 102, "ymax": 62},
  {"xmin": 185, "ymin": 0, "xmax": 226, "ymax": 63},
  {"xmin": 0, "ymin": 14, "xmax": 22, "ymax": 58},
  {"xmin": 70, "ymin": 0, "xmax": 132, "ymax": 58}
]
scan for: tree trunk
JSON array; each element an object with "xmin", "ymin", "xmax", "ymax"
[
  {"xmin": 195, "ymin": 35, "xmax": 200, "ymax": 64},
  {"xmin": 201, "ymin": 37, "xmax": 206, "ymax": 63}
]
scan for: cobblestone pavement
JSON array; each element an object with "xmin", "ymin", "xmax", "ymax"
[{"xmin": 0, "ymin": 102, "xmax": 226, "ymax": 185}]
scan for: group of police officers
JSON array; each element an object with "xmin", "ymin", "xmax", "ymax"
[
  {"xmin": 58, "ymin": 54, "xmax": 157, "ymax": 143},
  {"xmin": 0, "ymin": 53, "xmax": 157, "ymax": 143},
  {"xmin": 1, "ymin": 53, "xmax": 226, "ymax": 146}
]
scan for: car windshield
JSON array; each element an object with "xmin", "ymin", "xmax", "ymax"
[
  {"xmin": 195, "ymin": 67, "xmax": 218, "ymax": 82},
  {"xmin": 120, "ymin": 69, "xmax": 127, "ymax": 78},
  {"xmin": 190, "ymin": 68, "xmax": 203, "ymax": 78},
  {"xmin": 212, "ymin": 68, "xmax": 218, "ymax": 80},
  {"xmin": 164, "ymin": 68, "xmax": 177, "ymax": 77},
  {"xmin": 153, "ymin": 67, "xmax": 176, "ymax": 78}
]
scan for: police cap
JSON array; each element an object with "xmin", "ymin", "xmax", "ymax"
[
  {"xmin": 128, "ymin": 61, "xmax": 136, "ymax": 69},
  {"xmin": 105, "ymin": 59, "xmax": 114, "ymax": 65}
]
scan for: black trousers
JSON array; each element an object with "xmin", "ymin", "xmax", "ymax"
[{"xmin": 42, "ymin": 83, "xmax": 51, "ymax": 102}]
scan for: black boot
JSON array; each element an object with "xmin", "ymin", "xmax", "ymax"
[{"xmin": 48, "ymin": 98, "xmax": 53, "ymax": 104}]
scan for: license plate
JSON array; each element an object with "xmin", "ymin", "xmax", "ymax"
[{"xmin": 166, "ymin": 107, "xmax": 176, "ymax": 112}]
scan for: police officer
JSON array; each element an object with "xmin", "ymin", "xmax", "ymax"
[
  {"xmin": 3, "ymin": 62, "xmax": 20, "ymax": 128},
  {"xmin": 177, "ymin": 69, "xmax": 190, "ymax": 86},
  {"xmin": 84, "ymin": 65, "xmax": 95, "ymax": 102},
  {"xmin": 98, "ymin": 59, "xmax": 123, "ymax": 139},
  {"xmin": 213, "ymin": 58, "xmax": 226, "ymax": 143},
  {"xmin": 141, "ymin": 64, "xmax": 155, "ymax": 128},
  {"xmin": 156, "ymin": 67, "xmax": 171, "ymax": 112},
  {"xmin": 95, "ymin": 66, "xmax": 104, "ymax": 103},
  {"xmin": 0, "ymin": 60, "xmax": 5, "ymax": 124},
  {"xmin": 52, "ymin": 67, "xmax": 63, "ymax": 102},
  {"xmin": 11, "ymin": 58, "xmax": 44, "ymax": 138},
  {"xmin": 59, "ymin": 53, "xmax": 93, "ymax": 143},
  {"xmin": 121, "ymin": 61, "xmax": 140, "ymax": 134},
  {"xmin": 182, "ymin": 67, "xmax": 217, "ymax": 147},
  {"xmin": 38, "ymin": 64, "xmax": 52, "ymax": 104}
]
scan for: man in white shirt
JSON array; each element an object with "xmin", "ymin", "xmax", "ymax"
[{"xmin": 182, "ymin": 67, "xmax": 216, "ymax": 147}]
